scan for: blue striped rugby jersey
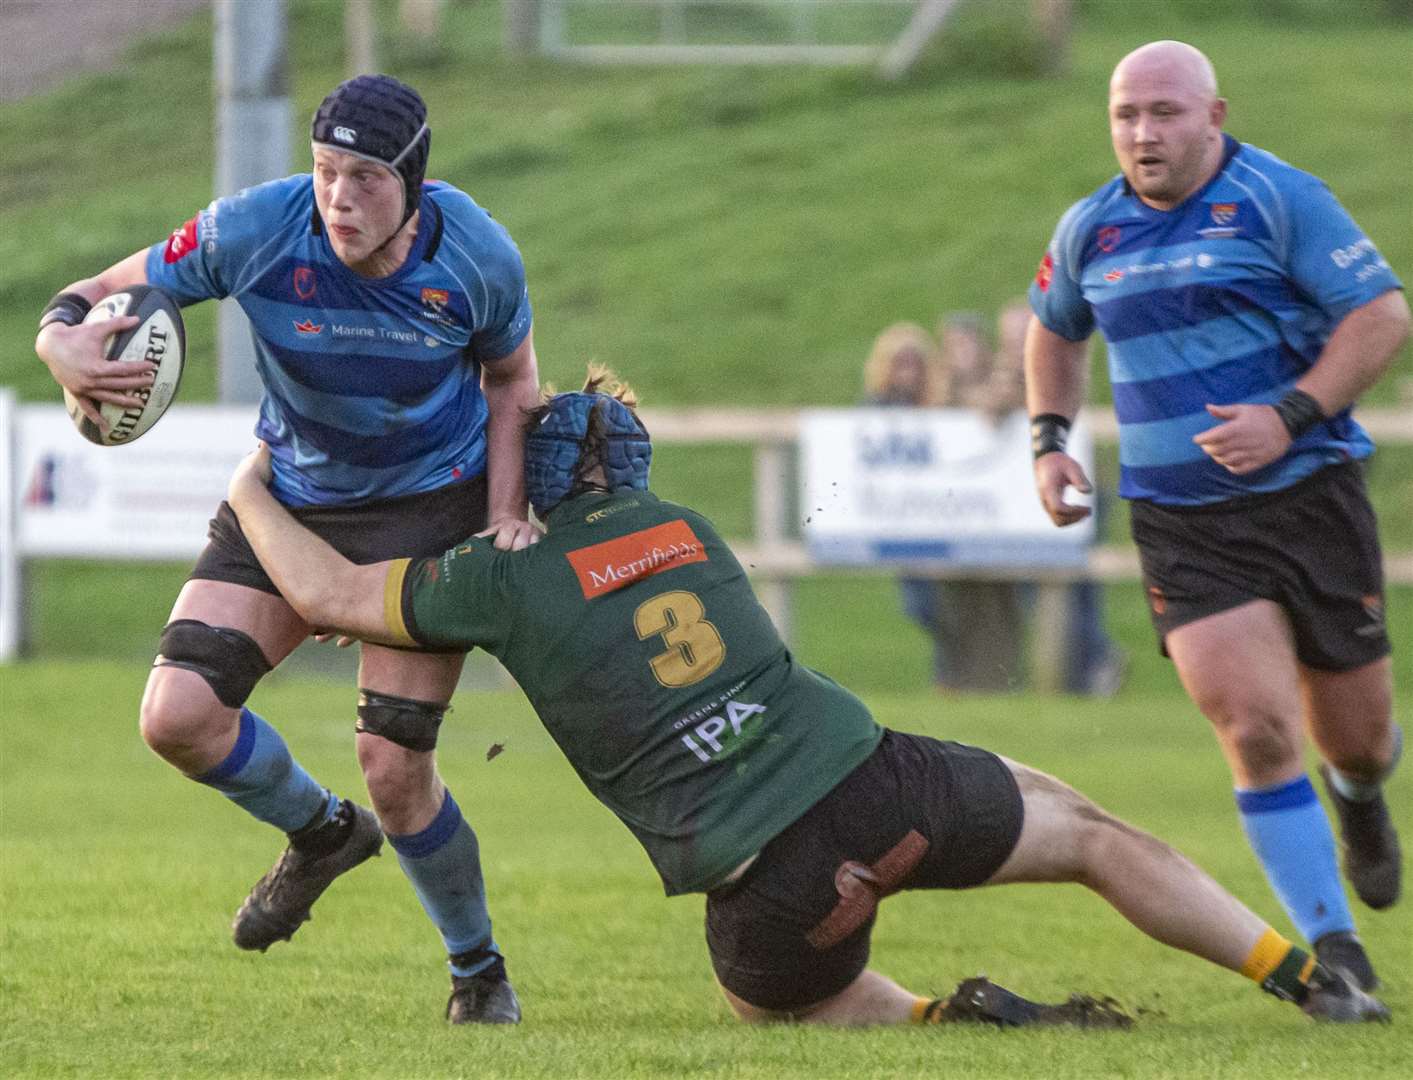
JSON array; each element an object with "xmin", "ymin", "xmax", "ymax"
[
  {"xmin": 1030, "ymin": 134, "xmax": 1401, "ymax": 507},
  {"xmin": 146, "ymin": 175, "xmax": 533, "ymax": 507}
]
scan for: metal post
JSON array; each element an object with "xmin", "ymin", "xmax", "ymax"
[
  {"xmin": 662, "ymin": 1, "xmax": 687, "ymax": 45},
  {"xmin": 503, "ymin": 0, "xmax": 542, "ymax": 53},
  {"xmin": 214, "ymin": 0, "xmax": 291, "ymax": 404},
  {"xmin": 541, "ymin": 0, "xmax": 567, "ymax": 53},
  {"xmin": 0, "ymin": 389, "xmax": 20, "ymax": 661},
  {"xmin": 753, "ymin": 441, "xmax": 793, "ymax": 643},
  {"xmin": 400, "ymin": 0, "xmax": 445, "ymax": 38},
  {"xmin": 1031, "ymin": 0, "xmax": 1073, "ymax": 74},
  {"xmin": 347, "ymin": 0, "xmax": 377, "ymax": 75},
  {"xmin": 1029, "ymin": 581, "xmax": 1069, "ymax": 694}
]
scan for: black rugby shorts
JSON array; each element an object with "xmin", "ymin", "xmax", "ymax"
[
  {"xmin": 1131, "ymin": 461, "xmax": 1390, "ymax": 671},
  {"xmin": 704, "ymin": 730, "xmax": 1024, "ymax": 1012},
  {"xmin": 192, "ymin": 472, "xmax": 488, "ymax": 603}
]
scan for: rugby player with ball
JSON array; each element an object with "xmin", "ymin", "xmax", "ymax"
[{"xmin": 33, "ymin": 74, "xmax": 536, "ymax": 1024}]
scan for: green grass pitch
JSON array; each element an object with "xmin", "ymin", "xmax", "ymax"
[{"xmin": 3, "ymin": 660, "xmax": 1409, "ymax": 1078}]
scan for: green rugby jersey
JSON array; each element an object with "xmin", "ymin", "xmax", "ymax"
[{"xmin": 382, "ymin": 490, "xmax": 882, "ymax": 894}]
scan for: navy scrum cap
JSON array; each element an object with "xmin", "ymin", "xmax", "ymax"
[
  {"xmin": 311, "ymin": 74, "xmax": 430, "ymax": 227},
  {"xmin": 525, "ymin": 393, "xmax": 652, "ymax": 518}
]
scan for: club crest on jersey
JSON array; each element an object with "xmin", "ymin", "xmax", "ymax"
[
  {"xmin": 293, "ymin": 266, "xmax": 317, "ymax": 300},
  {"xmin": 566, "ymin": 519, "xmax": 708, "ymax": 600},
  {"xmin": 293, "ymin": 319, "xmax": 324, "ymax": 336},
  {"xmin": 163, "ymin": 217, "xmax": 199, "ymax": 263},
  {"xmin": 421, "ymin": 287, "xmax": 450, "ymax": 312},
  {"xmin": 1210, "ymin": 202, "xmax": 1238, "ymax": 226},
  {"xmin": 1097, "ymin": 226, "xmax": 1121, "ymax": 253},
  {"xmin": 1035, "ymin": 251, "xmax": 1054, "ymax": 292}
]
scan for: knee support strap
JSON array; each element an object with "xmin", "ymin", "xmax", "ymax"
[
  {"xmin": 356, "ymin": 690, "xmax": 447, "ymax": 753},
  {"xmin": 154, "ymin": 619, "xmax": 272, "ymax": 709}
]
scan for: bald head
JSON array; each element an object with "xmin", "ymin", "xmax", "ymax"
[
  {"xmin": 1112, "ymin": 40, "xmax": 1218, "ymax": 101},
  {"xmin": 1108, "ymin": 40, "xmax": 1227, "ymax": 211}
]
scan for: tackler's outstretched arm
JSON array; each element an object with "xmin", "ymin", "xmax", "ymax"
[{"xmin": 226, "ymin": 446, "xmax": 400, "ymax": 645}]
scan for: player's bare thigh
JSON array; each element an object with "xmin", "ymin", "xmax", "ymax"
[
  {"xmin": 140, "ymin": 578, "xmax": 311, "ymax": 771},
  {"xmin": 983, "ymin": 757, "xmax": 1130, "ymax": 886},
  {"xmin": 357, "ymin": 642, "xmax": 466, "ymax": 701},
  {"xmin": 1166, "ymin": 600, "xmax": 1305, "ymax": 785}
]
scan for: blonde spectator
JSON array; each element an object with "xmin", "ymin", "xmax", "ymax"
[{"xmin": 863, "ymin": 322, "xmax": 942, "ymax": 406}]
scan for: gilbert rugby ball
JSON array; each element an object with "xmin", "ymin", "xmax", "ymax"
[{"xmin": 67, "ymin": 285, "xmax": 186, "ymax": 446}]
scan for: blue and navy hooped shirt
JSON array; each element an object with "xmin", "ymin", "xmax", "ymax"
[
  {"xmin": 146, "ymin": 176, "xmax": 533, "ymax": 507},
  {"xmin": 1030, "ymin": 135, "xmax": 1401, "ymax": 507}
]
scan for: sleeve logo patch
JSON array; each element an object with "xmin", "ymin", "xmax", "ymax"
[
  {"xmin": 1035, "ymin": 250, "xmax": 1054, "ymax": 292},
  {"xmin": 566, "ymin": 519, "xmax": 708, "ymax": 599},
  {"xmin": 163, "ymin": 216, "xmax": 200, "ymax": 263}
]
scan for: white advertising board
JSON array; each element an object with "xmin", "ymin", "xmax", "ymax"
[
  {"xmin": 800, "ymin": 408, "xmax": 1095, "ymax": 566},
  {"xmin": 15, "ymin": 404, "xmax": 260, "ymax": 559}
]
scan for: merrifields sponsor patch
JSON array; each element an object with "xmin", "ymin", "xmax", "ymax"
[{"xmin": 566, "ymin": 519, "xmax": 707, "ymax": 599}]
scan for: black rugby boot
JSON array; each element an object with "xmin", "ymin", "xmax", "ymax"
[
  {"xmin": 1314, "ymin": 930, "xmax": 1379, "ymax": 992},
  {"xmin": 930, "ymin": 977, "xmax": 1132, "ymax": 1029},
  {"xmin": 1301, "ymin": 964, "xmax": 1391, "ymax": 1024},
  {"xmin": 1318, "ymin": 764, "xmax": 1402, "ymax": 910},
  {"xmin": 447, "ymin": 957, "xmax": 522, "ymax": 1025},
  {"xmin": 232, "ymin": 799, "xmax": 383, "ymax": 951}
]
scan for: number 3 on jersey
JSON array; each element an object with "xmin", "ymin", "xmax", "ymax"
[{"xmin": 634, "ymin": 590, "xmax": 725, "ymax": 687}]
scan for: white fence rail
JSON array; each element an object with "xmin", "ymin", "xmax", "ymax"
[{"xmin": 4, "ymin": 394, "xmax": 1410, "ymax": 685}]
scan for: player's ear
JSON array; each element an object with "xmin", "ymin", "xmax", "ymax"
[{"xmin": 1210, "ymin": 97, "xmax": 1228, "ymax": 128}]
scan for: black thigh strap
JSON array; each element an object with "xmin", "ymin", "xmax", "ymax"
[
  {"xmin": 153, "ymin": 619, "xmax": 272, "ymax": 709},
  {"xmin": 356, "ymin": 689, "xmax": 448, "ymax": 753}
]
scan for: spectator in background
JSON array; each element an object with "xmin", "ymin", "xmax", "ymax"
[
  {"xmin": 863, "ymin": 323, "xmax": 961, "ymax": 690},
  {"xmin": 863, "ymin": 322, "xmax": 941, "ymax": 406},
  {"xmin": 996, "ymin": 299, "xmax": 1127, "ymax": 697},
  {"xmin": 932, "ymin": 314, "xmax": 1026, "ymax": 692}
]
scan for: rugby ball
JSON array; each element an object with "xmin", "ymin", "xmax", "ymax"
[{"xmin": 66, "ymin": 285, "xmax": 186, "ymax": 446}]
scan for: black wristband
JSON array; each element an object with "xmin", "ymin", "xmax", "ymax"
[
  {"xmin": 39, "ymin": 291, "xmax": 93, "ymax": 332},
  {"xmin": 1030, "ymin": 413, "xmax": 1072, "ymax": 459},
  {"xmin": 1273, "ymin": 389, "xmax": 1325, "ymax": 440}
]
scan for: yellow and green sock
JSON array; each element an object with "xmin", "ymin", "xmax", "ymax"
[{"xmin": 1242, "ymin": 927, "xmax": 1319, "ymax": 1003}]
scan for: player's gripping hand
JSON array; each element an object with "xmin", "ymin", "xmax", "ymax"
[
  {"xmin": 35, "ymin": 315, "xmax": 151, "ymax": 417},
  {"xmin": 478, "ymin": 517, "xmax": 543, "ymax": 552},
  {"xmin": 1193, "ymin": 403, "xmax": 1291, "ymax": 476},
  {"xmin": 1033, "ymin": 452, "xmax": 1093, "ymax": 527}
]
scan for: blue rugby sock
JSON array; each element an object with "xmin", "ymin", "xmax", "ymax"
[
  {"xmin": 387, "ymin": 790, "xmax": 500, "ymax": 976},
  {"xmin": 1236, "ymin": 775, "xmax": 1353, "ymax": 945},
  {"xmin": 196, "ymin": 708, "xmax": 339, "ymax": 834}
]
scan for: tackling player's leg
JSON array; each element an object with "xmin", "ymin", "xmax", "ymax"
[
  {"xmin": 987, "ymin": 759, "xmax": 1385, "ymax": 1021},
  {"xmin": 140, "ymin": 579, "xmax": 382, "ymax": 951},
  {"xmin": 356, "ymin": 643, "xmax": 520, "ymax": 1024},
  {"xmin": 712, "ymin": 744, "xmax": 1388, "ymax": 1027}
]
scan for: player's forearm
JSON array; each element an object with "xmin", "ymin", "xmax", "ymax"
[
  {"xmin": 481, "ymin": 336, "xmax": 541, "ymax": 522},
  {"xmin": 57, "ymin": 250, "xmax": 150, "ymax": 305},
  {"xmin": 1023, "ymin": 317, "xmax": 1090, "ymax": 420},
  {"xmin": 229, "ymin": 481, "xmax": 354, "ymax": 626},
  {"xmin": 35, "ymin": 250, "xmax": 151, "ymax": 361},
  {"xmin": 1297, "ymin": 290, "xmax": 1411, "ymax": 415}
]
